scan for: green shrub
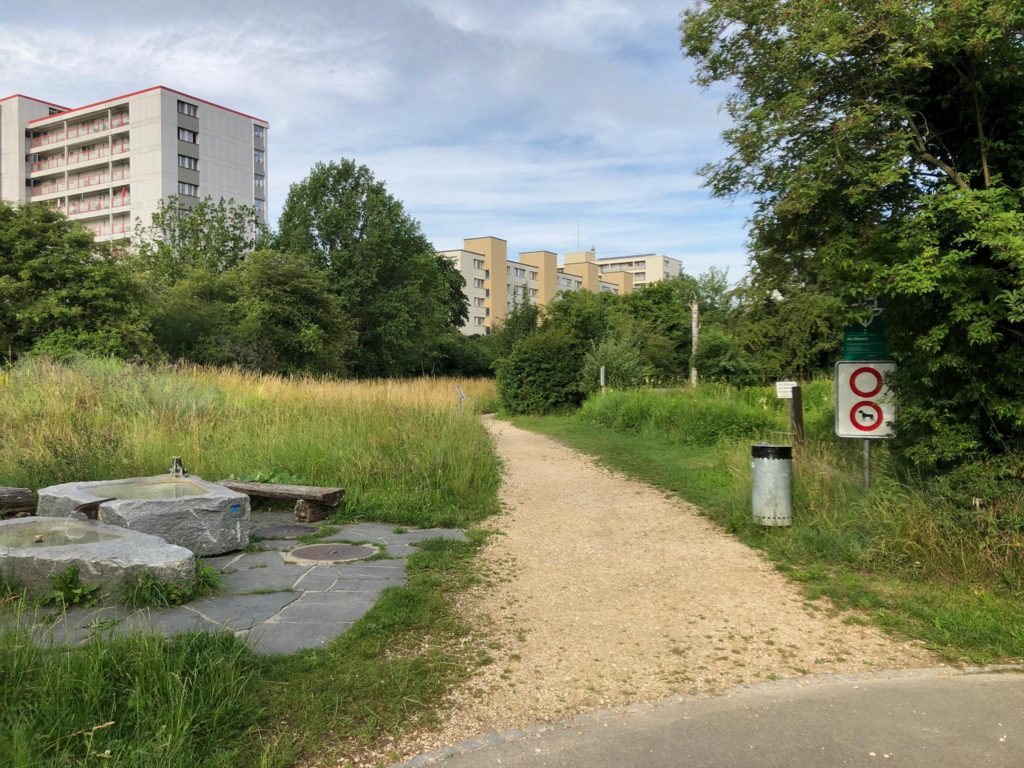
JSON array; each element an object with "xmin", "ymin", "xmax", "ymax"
[
  {"xmin": 579, "ymin": 336, "xmax": 655, "ymax": 394},
  {"xmin": 495, "ymin": 326, "xmax": 585, "ymax": 414},
  {"xmin": 579, "ymin": 387, "xmax": 784, "ymax": 445}
]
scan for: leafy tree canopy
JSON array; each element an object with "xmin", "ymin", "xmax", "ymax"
[
  {"xmin": 0, "ymin": 202, "xmax": 154, "ymax": 359},
  {"xmin": 682, "ymin": 0, "xmax": 1024, "ymax": 467},
  {"xmin": 276, "ymin": 159, "xmax": 468, "ymax": 376},
  {"xmin": 132, "ymin": 196, "xmax": 268, "ymax": 278}
]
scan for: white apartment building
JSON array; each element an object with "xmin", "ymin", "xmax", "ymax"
[
  {"xmin": 0, "ymin": 86, "xmax": 268, "ymax": 241},
  {"xmin": 596, "ymin": 253, "xmax": 682, "ymax": 289}
]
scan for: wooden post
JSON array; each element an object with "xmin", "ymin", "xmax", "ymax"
[
  {"xmin": 0, "ymin": 487, "xmax": 35, "ymax": 518},
  {"xmin": 689, "ymin": 296, "xmax": 699, "ymax": 387},
  {"xmin": 789, "ymin": 385, "xmax": 805, "ymax": 449}
]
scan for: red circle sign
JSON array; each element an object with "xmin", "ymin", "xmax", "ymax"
[
  {"xmin": 850, "ymin": 366, "xmax": 884, "ymax": 398},
  {"xmin": 850, "ymin": 401, "xmax": 883, "ymax": 432}
]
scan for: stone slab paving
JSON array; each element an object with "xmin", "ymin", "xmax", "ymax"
[{"xmin": 27, "ymin": 512, "xmax": 465, "ymax": 655}]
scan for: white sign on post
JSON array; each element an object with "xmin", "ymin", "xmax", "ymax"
[
  {"xmin": 835, "ymin": 361, "xmax": 896, "ymax": 438},
  {"xmin": 775, "ymin": 381, "xmax": 798, "ymax": 399}
]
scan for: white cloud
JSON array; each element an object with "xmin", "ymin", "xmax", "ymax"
[{"xmin": 0, "ymin": 0, "xmax": 753, "ymax": 276}]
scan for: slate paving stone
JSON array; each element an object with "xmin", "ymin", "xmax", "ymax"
[
  {"xmin": 251, "ymin": 539, "xmax": 299, "ymax": 551},
  {"xmin": 203, "ymin": 552, "xmax": 243, "ymax": 571},
  {"xmin": 251, "ymin": 524, "xmax": 318, "ymax": 539},
  {"xmin": 16, "ymin": 523, "xmax": 465, "ymax": 654},
  {"xmin": 187, "ymin": 591, "xmax": 299, "ymax": 630},
  {"xmin": 338, "ymin": 561, "xmax": 409, "ymax": 580},
  {"xmin": 122, "ymin": 606, "xmax": 222, "ymax": 636},
  {"xmin": 274, "ymin": 590, "xmax": 381, "ymax": 624},
  {"xmin": 221, "ymin": 565, "xmax": 308, "ymax": 594},
  {"xmin": 385, "ymin": 529, "xmax": 468, "ymax": 545},
  {"xmin": 324, "ymin": 523, "xmax": 397, "ymax": 542},
  {"xmin": 292, "ymin": 566, "xmax": 341, "ymax": 592},
  {"xmin": 44, "ymin": 605, "xmax": 132, "ymax": 645},
  {"xmin": 249, "ymin": 509, "xmax": 297, "ymax": 527},
  {"xmin": 383, "ymin": 543, "xmax": 418, "ymax": 558},
  {"xmin": 225, "ymin": 550, "xmax": 287, "ymax": 570},
  {"xmin": 247, "ymin": 621, "xmax": 353, "ymax": 655}
]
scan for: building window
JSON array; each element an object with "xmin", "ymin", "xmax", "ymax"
[
  {"xmin": 473, "ymin": 258, "xmax": 484, "ymax": 269},
  {"xmin": 254, "ymin": 174, "xmax": 265, "ymax": 189},
  {"xmin": 177, "ymin": 100, "xmax": 198, "ymax": 118},
  {"xmin": 473, "ymin": 297, "xmax": 485, "ymax": 307},
  {"xmin": 473, "ymin": 317, "xmax": 485, "ymax": 326},
  {"xmin": 529, "ymin": 271, "xmax": 538, "ymax": 280},
  {"xmin": 178, "ymin": 154, "xmax": 198, "ymax": 171},
  {"xmin": 473, "ymin": 278, "xmax": 485, "ymax": 289},
  {"xmin": 531, "ymin": 288, "xmax": 538, "ymax": 298},
  {"xmin": 177, "ymin": 181, "xmax": 199, "ymax": 197},
  {"xmin": 513, "ymin": 267, "xmax": 526, "ymax": 277},
  {"xmin": 254, "ymin": 124, "xmax": 265, "ymax": 141},
  {"xmin": 178, "ymin": 127, "xmax": 198, "ymax": 143},
  {"xmin": 254, "ymin": 149, "xmax": 265, "ymax": 167},
  {"xmin": 255, "ymin": 200, "xmax": 266, "ymax": 216},
  {"xmin": 634, "ymin": 272, "xmax": 646, "ymax": 281}
]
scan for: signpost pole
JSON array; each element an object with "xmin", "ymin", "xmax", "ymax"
[
  {"xmin": 863, "ymin": 439, "xmax": 871, "ymax": 490},
  {"xmin": 790, "ymin": 385, "xmax": 804, "ymax": 450}
]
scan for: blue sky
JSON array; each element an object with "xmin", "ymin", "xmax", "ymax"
[{"xmin": 0, "ymin": 0, "xmax": 754, "ymax": 278}]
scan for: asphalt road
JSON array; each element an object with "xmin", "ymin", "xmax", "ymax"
[{"xmin": 396, "ymin": 667, "xmax": 1024, "ymax": 768}]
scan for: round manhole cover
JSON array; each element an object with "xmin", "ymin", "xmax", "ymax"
[
  {"xmin": 252, "ymin": 524, "xmax": 319, "ymax": 540},
  {"xmin": 285, "ymin": 543, "xmax": 376, "ymax": 564}
]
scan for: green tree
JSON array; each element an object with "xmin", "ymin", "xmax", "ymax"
[
  {"xmin": 0, "ymin": 202, "xmax": 154, "ymax": 359},
  {"xmin": 150, "ymin": 251, "xmax": 354, "ymax": 375},
  {"xmin": 132, "ymin": 196, "xmax": 268, "ymax": 278},
  {"xmin": 276, "ymin": 159, "xmax": 467, "ymax": 376},
  {"xmin": 682, "ymin": 0, "xmax": 1024, "ymax": 467}
]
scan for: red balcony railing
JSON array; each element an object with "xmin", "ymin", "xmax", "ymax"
[
  {"xmin": 67, "ymin": 146, "xmax": 109, "ymax": 165},
  {"xmin": 111, "ymin": 165, "xmax": 130, "ymax": 181},
  {"xmin": 30, "ymin": 132, "xmax": 65, "ymax": 148},
  {"xmin": 112, "ymin": 140, "xmax": 129, "ymax": 155},
  {"xmin": 29, "ymin": 156, "xmax": 65, "ymax": 172},
  {"xmin": 30, "ymin": 181, "xmax": 65, "ymax": 197},
  {"xmin": 110, "ymin": 113, "xmax": 129, "ymax": 129},
  {"xmin": 66, "ymin": 119, "xmax": 108, "ymax": 139},
  {"xmin": 67, "ymin": 172, "xmax": 110, "ymax": 191},
  {"xmin": 68, "ymin": 198, "xmax": 110, "ymax": 215}
]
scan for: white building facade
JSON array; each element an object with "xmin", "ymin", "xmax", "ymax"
[{"xmin": 0, "ymin": 86, "xmax": 268, "ymax": 241}]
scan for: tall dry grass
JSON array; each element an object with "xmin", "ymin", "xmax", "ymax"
[{"xmin": 0, "ymin": 357, "xmax": 500, "ymax": 527}]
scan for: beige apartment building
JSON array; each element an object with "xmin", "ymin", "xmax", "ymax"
[
  {"xmin": 443, "ymin": 237, "xmax": 682, "ymax": 336},
  {"xmin": 0, "ymin": 86, "xmax": 268, "ymax": 241},
  {"xmin": 595, "ymin": 253, "xmax": 682, "ymax": 289}
]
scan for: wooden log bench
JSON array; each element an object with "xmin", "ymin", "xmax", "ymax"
[
  {"xmin": 0, "ymin": 487, "xmax": 35, "ymax": 519},
  {"xmin": 218, "ymin": 480, "xmax": 345, "ymax": 523}
]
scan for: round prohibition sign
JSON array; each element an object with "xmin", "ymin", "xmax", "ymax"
[
  {"xmin": 850, "ymin": 400, "xmax": 883, "ymax": 432},
  {"xmin": 849, "ymin": 366, "xmax": 884, "ymax": 398}
]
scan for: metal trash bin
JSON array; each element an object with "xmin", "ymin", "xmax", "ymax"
[{"xmin": 751, "ymin": 444, "xmax": 792, "ymax": 526}]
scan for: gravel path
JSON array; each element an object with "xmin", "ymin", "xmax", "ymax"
[{"xmin": 395, "ymin": 417, "xmax": 939, "ymax": 758}]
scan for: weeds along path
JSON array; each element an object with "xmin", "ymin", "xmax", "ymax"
[{"xmin": 405, "ymin": 416, "xmax": 940, "ymax": 753}]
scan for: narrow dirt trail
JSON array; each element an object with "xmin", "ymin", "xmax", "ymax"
[{"xmin": 399, "ymin": 417, "xmax": 939, "ymax": 756}]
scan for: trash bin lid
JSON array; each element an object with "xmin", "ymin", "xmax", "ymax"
[{"xmin": 751, "ymin": 444, "xmax": 792, "ymax": 460}]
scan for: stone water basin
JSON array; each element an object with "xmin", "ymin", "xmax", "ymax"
[
  {"xmin": 0, "ymin": 517, "xmax": 194, "ymax": 599},
  {"xmin": 37, "ymin": 476, "xmax": 250, "ymax": 556}
]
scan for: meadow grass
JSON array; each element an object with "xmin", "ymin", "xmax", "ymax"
[
  {"xmin": 0, "ymin": 357, "xmax": 500, "ymax": 766},
  {"xmin": 0, "ymin": 357, "xmax": 500, "ymax": 527},
  {"xmin": 515, "ymin": 382, "xmax": 1024, "ymax": 663}
]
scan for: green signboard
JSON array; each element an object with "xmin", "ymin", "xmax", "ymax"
[{"xmin": 843, "ymin": 319, "xmax": 887, "ymax": 360}]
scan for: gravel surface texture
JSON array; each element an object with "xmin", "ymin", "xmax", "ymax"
[{"xmin": 392, "ymin": 417, "xmax": 939, "ymax": 762}]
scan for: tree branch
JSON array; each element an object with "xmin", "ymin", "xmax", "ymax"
[
  {"xmin": 972, "ymin": 80, "xmax": 991, "ymax": 189},
  {"xmin": 907, "ymin": 118, "xmax": 970, "ymax": 191}
]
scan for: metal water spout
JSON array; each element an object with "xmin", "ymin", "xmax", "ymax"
[{"xmin": 169, "ymin": 456, "xmax": 188, "ymax": 478}]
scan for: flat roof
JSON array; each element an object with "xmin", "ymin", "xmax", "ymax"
[
  {"xmin": 26, "ymin": 85, "xmax": 267, "ymax": 125},
  {"xmin": 0, "ymin": 93, "xmax": 70, "ymax": 110}
]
